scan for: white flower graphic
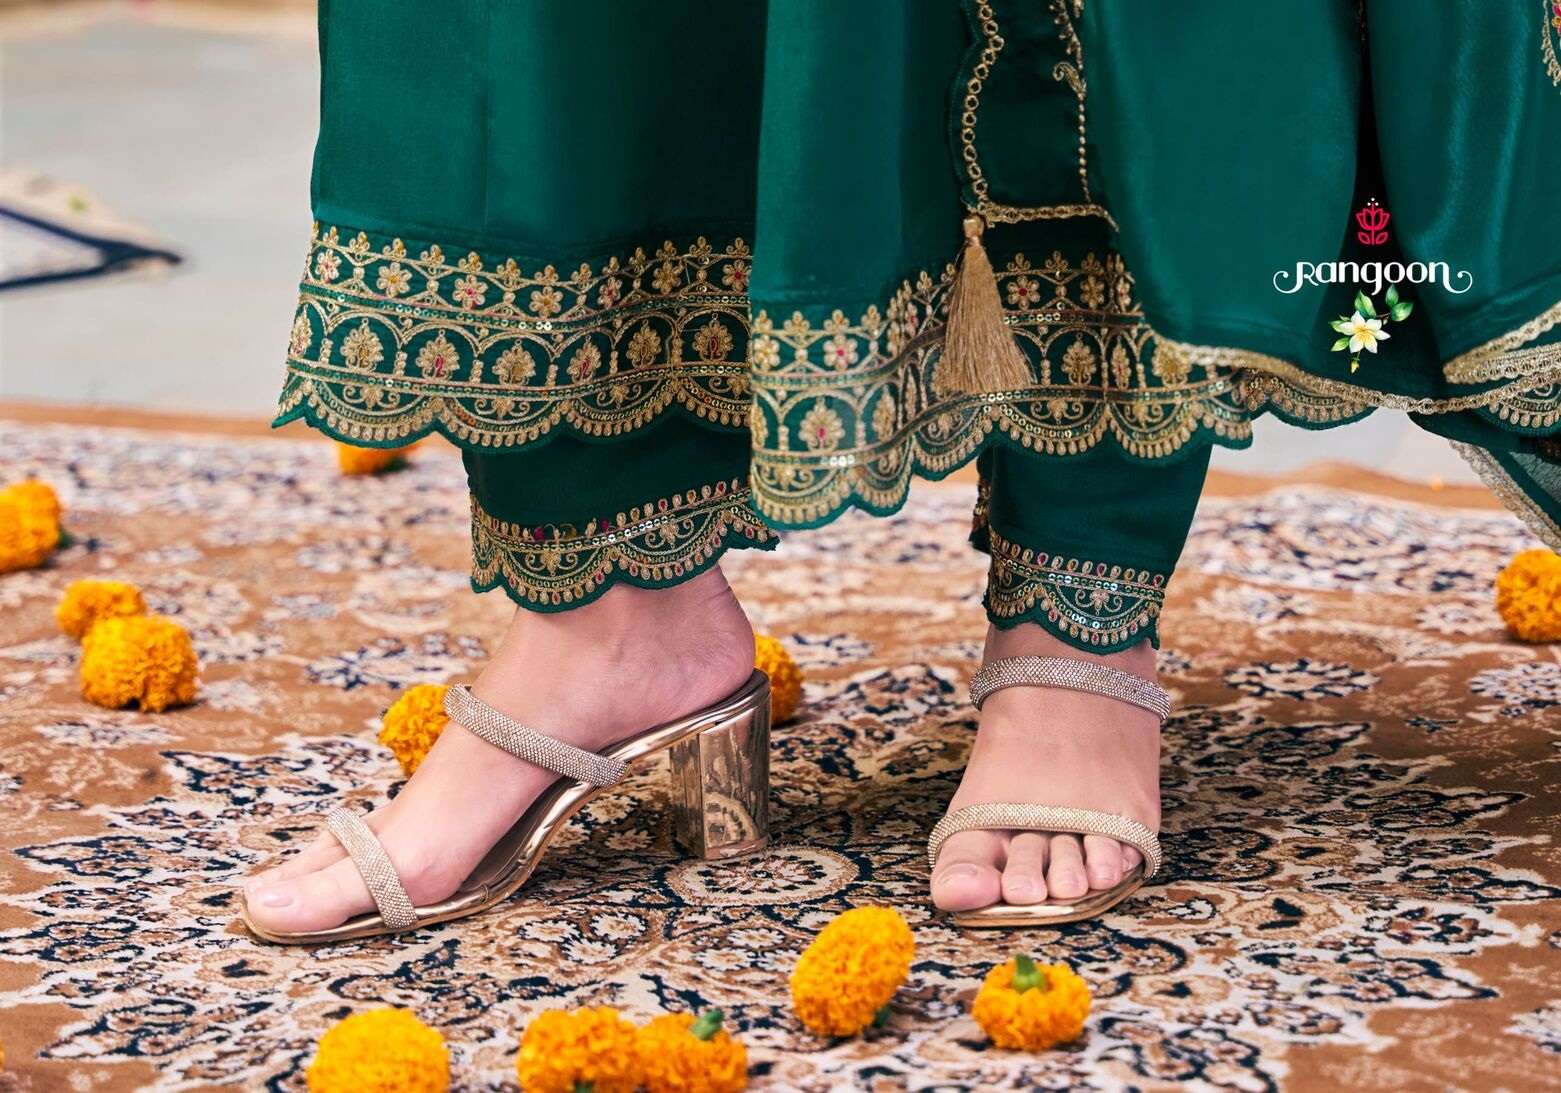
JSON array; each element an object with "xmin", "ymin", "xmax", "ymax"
[{"xmin": 1332, "ymin": 310, "xmax": 1391, "ymax": 354}]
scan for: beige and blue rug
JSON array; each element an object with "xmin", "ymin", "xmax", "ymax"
[{"xmin": 0, "ymin": 420, "xmax": 1557, "ymax": 1091}]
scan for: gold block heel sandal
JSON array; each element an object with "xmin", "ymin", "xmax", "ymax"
[
  {"xmin": 241, "ymin": 669, "xmax": 772, "ymax": 944},
  {"xmin": 928, "ymin": 656, "xmax": 1170, "ymax": 928}
]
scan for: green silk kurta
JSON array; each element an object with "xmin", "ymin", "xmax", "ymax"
[{"xmin": 276, "ymin": 1, "xmax": 1561, "ymax": 652}]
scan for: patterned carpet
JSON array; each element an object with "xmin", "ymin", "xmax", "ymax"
[{"xmin": 0, "ymin": 421, "xmax": 1558, "ymax": 1092}]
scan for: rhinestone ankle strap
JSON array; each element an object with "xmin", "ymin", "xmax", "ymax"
[
  {"xmin": 444, "ymin": 685, "xmax": 627, "ymax": 787},
  {"xmin": 969, "ymin": 656, "xmax": 1171, "ymax": 723}
]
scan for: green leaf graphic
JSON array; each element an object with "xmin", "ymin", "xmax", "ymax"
[
  {"xmin": 1385, "ymin": 284, "xmax": 1400, "ymax": 307},
  {"xmin": 1355, "ymin": 291, "xmax": 1375, "ymax": 318},
  {"xmin": 1390, "ymin": 301, "xmax": 1413, "ymax": 321},
  {"xmin": 1332, "ymin": 336, "xmax": 1351, "ymax": 351}
]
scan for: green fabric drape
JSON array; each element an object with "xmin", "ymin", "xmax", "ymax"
[{"xmin": 275, "ymin": 0, "xmax": 1561, "ymax": 650}]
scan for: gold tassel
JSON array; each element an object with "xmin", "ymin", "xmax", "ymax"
[{"xmin": 936, "ymin": 215, "xmax": 1032, "ymax": 396}]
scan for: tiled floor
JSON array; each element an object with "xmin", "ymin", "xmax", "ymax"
[{"xmin": 0, "ymin": 6, "xmax": 1481, "ymax": 484}]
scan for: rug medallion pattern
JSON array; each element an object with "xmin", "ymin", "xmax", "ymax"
[{"xmin": 0, "ymin": 422, "xmax": 1557, "ymax": 1091}]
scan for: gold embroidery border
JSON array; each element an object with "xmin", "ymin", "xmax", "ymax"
[
  {"xmin": 1450, "ymin": 442, "xmax": 1561, "ymax": 548},
  {"xmin": 277, "ymin": 224, "xmax": 754, "ymax": 447},
  {"xmin": 1158, "ymin": 336, "xmax": 1561, "ymax": 430},
  {"xmin": 469, "ymin": 478, "xmax": 776, "ymax": 609},
  {"xmin": 973, "ymin": 494, "xmax": 1167, "ymax": 648},
  {"xmin": 1443, "ymin": 297, "xmax": 1561, "ymax": 385}
]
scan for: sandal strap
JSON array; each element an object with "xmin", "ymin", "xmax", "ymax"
[
  {"xmin": 325, "ymin": 807, "xmax": 418, "ymax": 929},
  {"xmin": 969, "ymin": 656, "xmax": 1171, "ymax": 723},
  {"xmin": 927, "ymin": 803, "xmax": 1162, "ymax": 879},
  {"xmin": 444, "ymin": 684, "xmax": 626, "ymax": 787}
]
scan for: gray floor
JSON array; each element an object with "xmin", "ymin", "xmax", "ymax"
[{"xmin": 0, "ymin": 11, "xmax": 1479, "ymax": 484}]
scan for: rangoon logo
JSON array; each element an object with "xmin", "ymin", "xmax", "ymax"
[{"xmin": 1273, "ymin": 200, "xmax": 1474, "ymax": 297}]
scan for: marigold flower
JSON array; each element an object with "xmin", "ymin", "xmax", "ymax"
[
  {"xmin": 79, "ymin": 615, "xmax": 198, "ymax": 712},
  {"xmin": 379, "ymin": 683, "xmax": 451, "ymax": 776},
  {"xmin": 1495, "ymin": 548, "xmax": 1561, "ymax": 643},
  {"xmin": 754, "ymin": 633, "xmax": 803, "ymax": 723},
  {"xmin": 636, "ymin": 1010, "xmax": 748, "ymax": 1093},
  {"xmin": 516, "ymin": 1006, "xmax": 640, "ymax": 1093},
  {"xmin": 0, "ymin": 479, "xmax": 64, "ymax": 573},
  {"xmin": 55, "ymin": 579, "xmax": 147, "ymax": 640},
  {"xmin": 972, "ymin": 955, "xmax": 1091, "ymax": 1051},
  {"xmin": 306, "ymin": 1008, "xmax": 449, "ymax": 1093},
  {"xmin": 790, "ymin": 906, "xmax": 915, "ymax": 1036},
  {"xmin": 337, "ymin": 441, "xmax": 418, "ymax": 475}
]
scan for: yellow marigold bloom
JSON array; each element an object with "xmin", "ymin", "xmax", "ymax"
[
  {"xmin": 55, "ymin": 579, "xmax": 147, "ymax": 640},
  {"xmin": 790, "ymin": 906, "xmax": 915, "ymax": 1036},
  {"xmin": 7, "ymin": 479, "xmax": 62, "ymax": 523},
  {"xmin": 0, "ymin": 479, "xmax": 63, "ymax": 574},
  {"xmin": 754, "ymin": 633, "xmax": 803, "ymax": 723},
  {"xmin": 516, "ymin": 1006, "xmax": 640, "ymax": 1093},
  {"xmin": 1495, "ymin": 548, "xmax": 1561, "ymax": 643},
  {"xmin": 79, "ymin": 615, "xmax": 198, "ymax": 713},
  {"xmin": 306, "ymin": 1008, "xmax": 449, "ymax": 1093},
  {"xmin": 972, "ymin": 956, "xmax": 1091, "ymax": 1051},
  {"xmin": 379, "ymin": 683, "xmax": 451, "ymax": 776},
  {"xmin": 636, "ymin": 1010, "xmax": 748, "ymax": 1093},
  {"xmin": 338, "ymin": 441, "xmax": 418, "ymax": 475}
]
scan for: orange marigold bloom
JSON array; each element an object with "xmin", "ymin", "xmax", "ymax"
[
  {"xmin": 1495, "ymin": 548, "xmax": 1561, "ymax": 643},
  {"xmin": 0, "ymin": 479, "xmax": 63, "ymax": 573},
  {"xmin": 79, "ymin": 615, "xmax": 198, "ymax": 712},
  {"xmin": 306, "ymin": 1008, "xmax": 449, "ymax": 1093},
  {"xmin": 56, "ymin": 579, "xmax": 147, "ymax": 640},
  {"xmin": 337, "ymin": 441, "xmax": 418, "ymax": 475},
  {"xmin": 636, "ymin": 1011, "xmax": 748, "ymax": 1093},
  {"xmin": 754, "ymin": 633, "xmax": 803, "ymax": 723},
  {"xmin": 972, "ymin": 956, "xmax": 1091, "ymax": 1051},
  {"xmin": 379, "ymin": 683, "xmax": 451, "ymax": 776},
  {"xmin": 516, "ymin": 1006, "xmax": 640, "ymax": 1093},
  {"xmin": 790, "ymin": 906, "xmax": 915, "ymax": 1036}
]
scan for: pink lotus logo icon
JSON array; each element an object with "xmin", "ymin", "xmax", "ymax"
[{"xmin": 1355, "ymin": 199, "xmax": 1391, "ymax": 246}]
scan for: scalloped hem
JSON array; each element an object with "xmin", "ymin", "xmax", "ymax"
[
  {"xmin": 278, "ymin": 223, "xmax": 755, "ymax": 450},
  {"xmin": 468, "ymin": 479, "xmax": 778, "ymax": 611},
  {"xmin": 969, "ymin": 509, "xmax": 1166, "ymax": 653}
]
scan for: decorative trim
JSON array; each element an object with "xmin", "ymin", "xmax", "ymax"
[
  {"xmin": 276, "ymin": 224, "xmax": 754, "ymax": 447},
  {"xmin": 1158, "ymin": 336, "xmax": 1561, "ymax": 430},
  {"xmin": 969, "ymin": 480, "xmax": 1167, "ymax": 648},
  {"xmin": 1443, "ymin": 297, "xmax": 1561, "ymax": 384},
  {"xmin": 958, "ymin": 0, "xmax": 1116, "ymax": 228},
  {"xmin": 1544, "ymin": 0, "xmax": 1561, "ymax": 87},
  {"xmin": 1450, "ymin": 442, "xmax": 1561, "ymax": 548},
  {"xmin": 469, "ymin": 478, "xmax": 777, "ymax": 610},
  {"xmin": 981, "ymin": 523, "xmax": 1167, "ymax": 648},
  {"xmin": 747, "ymin": 246, "xmax": 1407, "ymax": 529}
]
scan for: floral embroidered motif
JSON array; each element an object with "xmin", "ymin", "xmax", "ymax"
[
  {"xmin": 469, "ymin": 479, "xmax": 777, "ymax": 609},
  {"xmin": 276, "ymin": 224, "xmax": 754, "ymax": 446},
  {"xmin": 972, "ymin": 485, "xmax": 1167, "ymax": 649},
  {"xmin": 747, "ymin": 249, "xmax": 1258, "ymax": 527}
]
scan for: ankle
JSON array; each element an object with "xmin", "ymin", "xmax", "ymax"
[{"xmin": 984, "ymin": 623, "xmax": 1156, "ymax": 680}]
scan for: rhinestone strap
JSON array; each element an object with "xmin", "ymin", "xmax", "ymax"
[
  {"xmin": 969, "ymin": 656, "xmax": 1171, "ymax": 722},
  {"xmin": 927, "ymin": 803, "xmax": 1163, "ymax": 879},
  {"xmin": 325, "ymin": 807, "xmax": 417, "ymax": 929},
  {"xmin": 444, "ymin": 685, "xmax": 626, "ymax": 787}
]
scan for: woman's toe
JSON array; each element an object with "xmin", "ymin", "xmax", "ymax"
[
  {"xmin": 244, "ymin": 857, "xmax": 374, "ymax": 934},
  {"xmin": 1082, "ymin": 835, "xmax": 1124, "ymax": 890},
  {"xmin": 931, "ymin": 829, "xmax": 1005, "ymax": 911},
  {"xmin": 1046, "ymin": 834, "xmax": 1088, "ymax": 899},
  {"xmin": 1121, "ymin": 845, "xmax": 1143, "ymax": 872},
  {"xmin": 1000, "ymin": 832, "xmax": 1049, "ymax": 904}
]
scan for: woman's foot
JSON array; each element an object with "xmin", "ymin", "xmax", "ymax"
[
  {"xmin": 242, "ymin": 568, "xmax": 754, "ymax": 935},
  {"xmin": 930, "ymin": 623, "xmax": 1161, "ymax": 912}
]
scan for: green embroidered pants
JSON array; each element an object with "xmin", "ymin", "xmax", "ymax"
[{"xmin": 277, "ymin": 2, "xmax": 1561, "ymax": 654}]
